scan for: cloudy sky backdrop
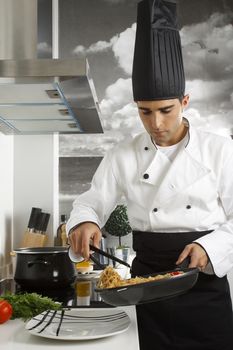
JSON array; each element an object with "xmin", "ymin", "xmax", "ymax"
[{"xmin": 45, "ymin": 0, "xmax": 233, "ymax": 157}]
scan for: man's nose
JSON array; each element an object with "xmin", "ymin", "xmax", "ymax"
[{"xmin": 151, "ymin": 112, "xmax": 163, "ymax": 129}]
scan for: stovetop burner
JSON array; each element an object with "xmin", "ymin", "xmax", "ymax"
[{"xmin": 0, "ymin": 275, "xmax": 111, "ymax": 308}]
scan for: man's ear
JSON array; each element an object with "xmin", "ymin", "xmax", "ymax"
[{"xmin": 182, "ymin": 94, "xmax": 190, "ymax": 108}]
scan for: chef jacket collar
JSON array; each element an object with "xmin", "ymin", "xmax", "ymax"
[
  {"xmin": 138, "ymin": 118, "xmax": 208, "ymax": 165},
  {"xmin": 150, "ymin": 117, "xmax": 190, "ymax": 149},
  {"xmin": 183, "ymin": 119, "xmax": 204, "ymax": 162},
  {"xmin": 137, "ymin": 122, "xmax": 211, "ymax": 206},
  {"xmin": 143, "ymin": 119, "xmax": 206, "ymax": 164}
]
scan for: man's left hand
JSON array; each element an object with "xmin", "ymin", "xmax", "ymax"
[{"xmin": 176, "ymin": 243, "xmax": 208, "ymax": 271}]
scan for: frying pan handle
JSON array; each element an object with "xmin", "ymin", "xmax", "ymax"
[
  {"xmin": 27, "ymin": 260, "xmax": 51, "ymax": 267},
  {"xmin": 176, "ymin": 257, "xmax": 190, "ymax": 270}
]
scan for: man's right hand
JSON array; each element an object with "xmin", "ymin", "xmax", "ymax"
[{"xmin": 68, "ymin": 222, "xmax": 102, "ymax": 260}]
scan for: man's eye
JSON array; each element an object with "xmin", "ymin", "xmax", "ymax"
[
  {"xmin": 142, "ymin": 111, "xmax": 152, "ymax": 115},
  {"xmin": 162, "ymin": 110, "xmax": 171, "ymax": 114}
]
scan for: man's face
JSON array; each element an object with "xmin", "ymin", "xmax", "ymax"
[{"xmin": 137, "ymin": 96, "xmax": 189, "ymax": 146}]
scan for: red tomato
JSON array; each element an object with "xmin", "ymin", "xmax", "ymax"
[
  {"xmin": 0, "ymin": 299, "xmax": 13, "ymax": 324},
  {"xmin": 170, "ymin": 271, "xmax": 182, "ymax": 276}
]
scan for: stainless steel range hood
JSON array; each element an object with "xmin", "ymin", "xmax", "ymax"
[
  {"xmin": 0, "ymin": 0, "xmax": 103, "ymax": 134},
  {"xmin": 0, "ymin": 58, "xmax": 103, "ymax": 134}
]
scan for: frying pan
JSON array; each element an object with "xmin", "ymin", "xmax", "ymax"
[
  {"xmin": 69, "ymin": 244, "xmax": 199, "ymax": 306},
  {"xmin": 90, "ymin": 246, "xmax": 199, "ymax": 306},
  {"xmin": 95, "ymin": 267, "xmax": 199, "ymax": 306}
]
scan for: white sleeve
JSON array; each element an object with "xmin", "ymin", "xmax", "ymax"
[
  {"xmin": 194, "ymin": 145, "xmax": 233, "ymax": 277},
  {"xmin": 66, "ymin": 150, "xmax": 123, "ymax": 234}
]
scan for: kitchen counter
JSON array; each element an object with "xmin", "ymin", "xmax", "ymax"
[{"xmin": 0, "ymin": 306, "xmax": 139, "ymax": 350}]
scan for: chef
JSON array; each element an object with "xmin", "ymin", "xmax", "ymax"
[{"xmin": 67, "ymin": 0, "xmax": 233, "ymax": 349}]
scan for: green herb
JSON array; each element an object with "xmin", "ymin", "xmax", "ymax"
[
  {"xmin": 0, "ymin": 292, "xmax": 62, "ymax": 321},
  {"xmin": 105, "ymin": 204, "xmax": 132, "ymax": 247}
]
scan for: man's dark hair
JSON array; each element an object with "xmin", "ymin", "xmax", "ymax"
[{"xmin": 178, "ymin": 95, "xmax": 184, "ymax": 103}]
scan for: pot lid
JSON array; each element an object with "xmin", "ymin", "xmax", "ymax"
[{"xmin": 14, "ymin": 247, "xmax": 69, "ymax": 254}]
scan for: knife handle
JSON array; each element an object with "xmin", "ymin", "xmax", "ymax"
[
  {"xmin": 35, "ymin": 212, "xmax": 50, "ymax": 233},
  {"xmin": 27, "ymin": 207, "xmax": 42, "ymax": 230}
]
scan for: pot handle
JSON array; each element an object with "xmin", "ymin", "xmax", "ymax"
[{"xmin": 27, "ymin": 260, "xmax": 51, "ymax": 267}]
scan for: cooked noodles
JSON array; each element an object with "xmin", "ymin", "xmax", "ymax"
[
  {"xmin": 97, "ymin": 266, "xmax": 123, "ymax": 289},
  {"xmin": 97, "ymin": 266, "xmax": 183, "ymax": 289}
]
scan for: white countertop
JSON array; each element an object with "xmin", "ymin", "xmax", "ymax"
[{"xmin": 0, "ymin": 306, "xmax": 139, "ymax": 350}]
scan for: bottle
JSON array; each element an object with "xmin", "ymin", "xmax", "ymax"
[
  {"xmin": 76, "ymin": 281, "xmax": 91, "ymax": 306},
  {"xmin": 56, "ymin": 214, "xmax": 67, "ymax": 246}
]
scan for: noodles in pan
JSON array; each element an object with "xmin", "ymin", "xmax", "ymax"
[{"xmin": 97, "ymin": 266, "xmax": 184, "ymax": 289}]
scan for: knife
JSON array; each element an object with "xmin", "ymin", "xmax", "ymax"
[
  {"xmin": 34, "ymin": 212, "xmax": 50, "ymax": 234},
  {"xmin": 27, "ymin": 207, "xmax": 42, "ymax": 233}
]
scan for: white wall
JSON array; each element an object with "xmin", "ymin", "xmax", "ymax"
[
  {"xmin": 0, "ymin": 134, "xmax": 13, "ymax": 279},
  {"xmin": 13, "ymin": 134, "xmax": 59, "ymax": 249}
]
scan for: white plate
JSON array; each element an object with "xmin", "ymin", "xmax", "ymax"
[{"xmin": 25, "ymin": 308, "xmax": 131, "ymax": 340}]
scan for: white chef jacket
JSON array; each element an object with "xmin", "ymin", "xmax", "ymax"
[{"xmin": 67, "ymin": 123, "xmax": 233, "ymax": 278}]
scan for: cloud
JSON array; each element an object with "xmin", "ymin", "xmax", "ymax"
[
  {"xmin": 184, "ymin": 107, "xmax": 233, "ymax": 136},
  {"xmin": 104, "ymin": 102, "xmax": 142, "ymax": 133},
  {"xmin": 185, "ymin": 79, "xmax": 233, "ymax": 103},
  {"xmin": 100, "ymin": 77, "xmax": 143, "ymax": 135},
  {"xmin": 73, "ymin": 24, "xmax": 136, "ymax": 75},
  {"xmin": 184, "ymin": 108, "xmax": 208, "ymax": 128},
  {"xmin": 184, "ymin": 79, "xmax": 233, "ymax": 135},
  {"xmin": 112, "ymin": 23, "xmax": 136, "ymax": 75},
  {"xmin": 101, "ymin": 78, "xmax": 133, "ymax": 108},
  {"xmin": 180, "ymin": 13, "xmax": 233, "ymax": 135},
  {"xmin": 181, "ymin": 13, "xmax": 233, "ymax": 80},
  {"xmin": 73, "ymin": 35, "xmax": 118, "ymax": 55}
]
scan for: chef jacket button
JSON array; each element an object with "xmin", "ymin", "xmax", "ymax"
[
  {"xmin": 186, "ymin": 205, "xmax": 192, "ymax": 209},
  {"xmin": 143, "ymin": 173, "xmax": 149, "ymax": 179},
  {"xmin": 153, "ymin": 208, "xmax": 158, "ymax": 213},
  {"xmin": 144, "ymin": 147, "xmax": 149, "ymax": 151}
]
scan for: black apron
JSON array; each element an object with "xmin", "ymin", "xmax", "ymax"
[{"xmin": 132, "ymin": 230, "xmax": 233, "ymax": 350}]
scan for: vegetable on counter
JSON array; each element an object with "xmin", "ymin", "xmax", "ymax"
[
  {"xmin": 0, "ymin": 292, "xmax": 61, "ymax": 322},
  {"xmin": 0, "ymin": 299, "xmax": 13, "ymax": 324}
]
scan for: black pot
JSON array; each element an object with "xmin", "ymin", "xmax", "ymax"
[{"xmin": 14, "ymin": 247, "xmax": 76, "ymax": 290}]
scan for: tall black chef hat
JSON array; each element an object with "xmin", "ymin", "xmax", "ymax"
[{"xmin": 132, "ymin": 0, "xmax": 185, "ymax": 101}]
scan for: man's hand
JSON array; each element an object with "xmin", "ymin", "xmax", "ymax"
[
  {"xmin": 68, "ymin": 222, "xmax": 102, "ymax": 260},
  {"xmin": 176, "ymin": 243, "xmax": 209, "ymax": 271}
]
